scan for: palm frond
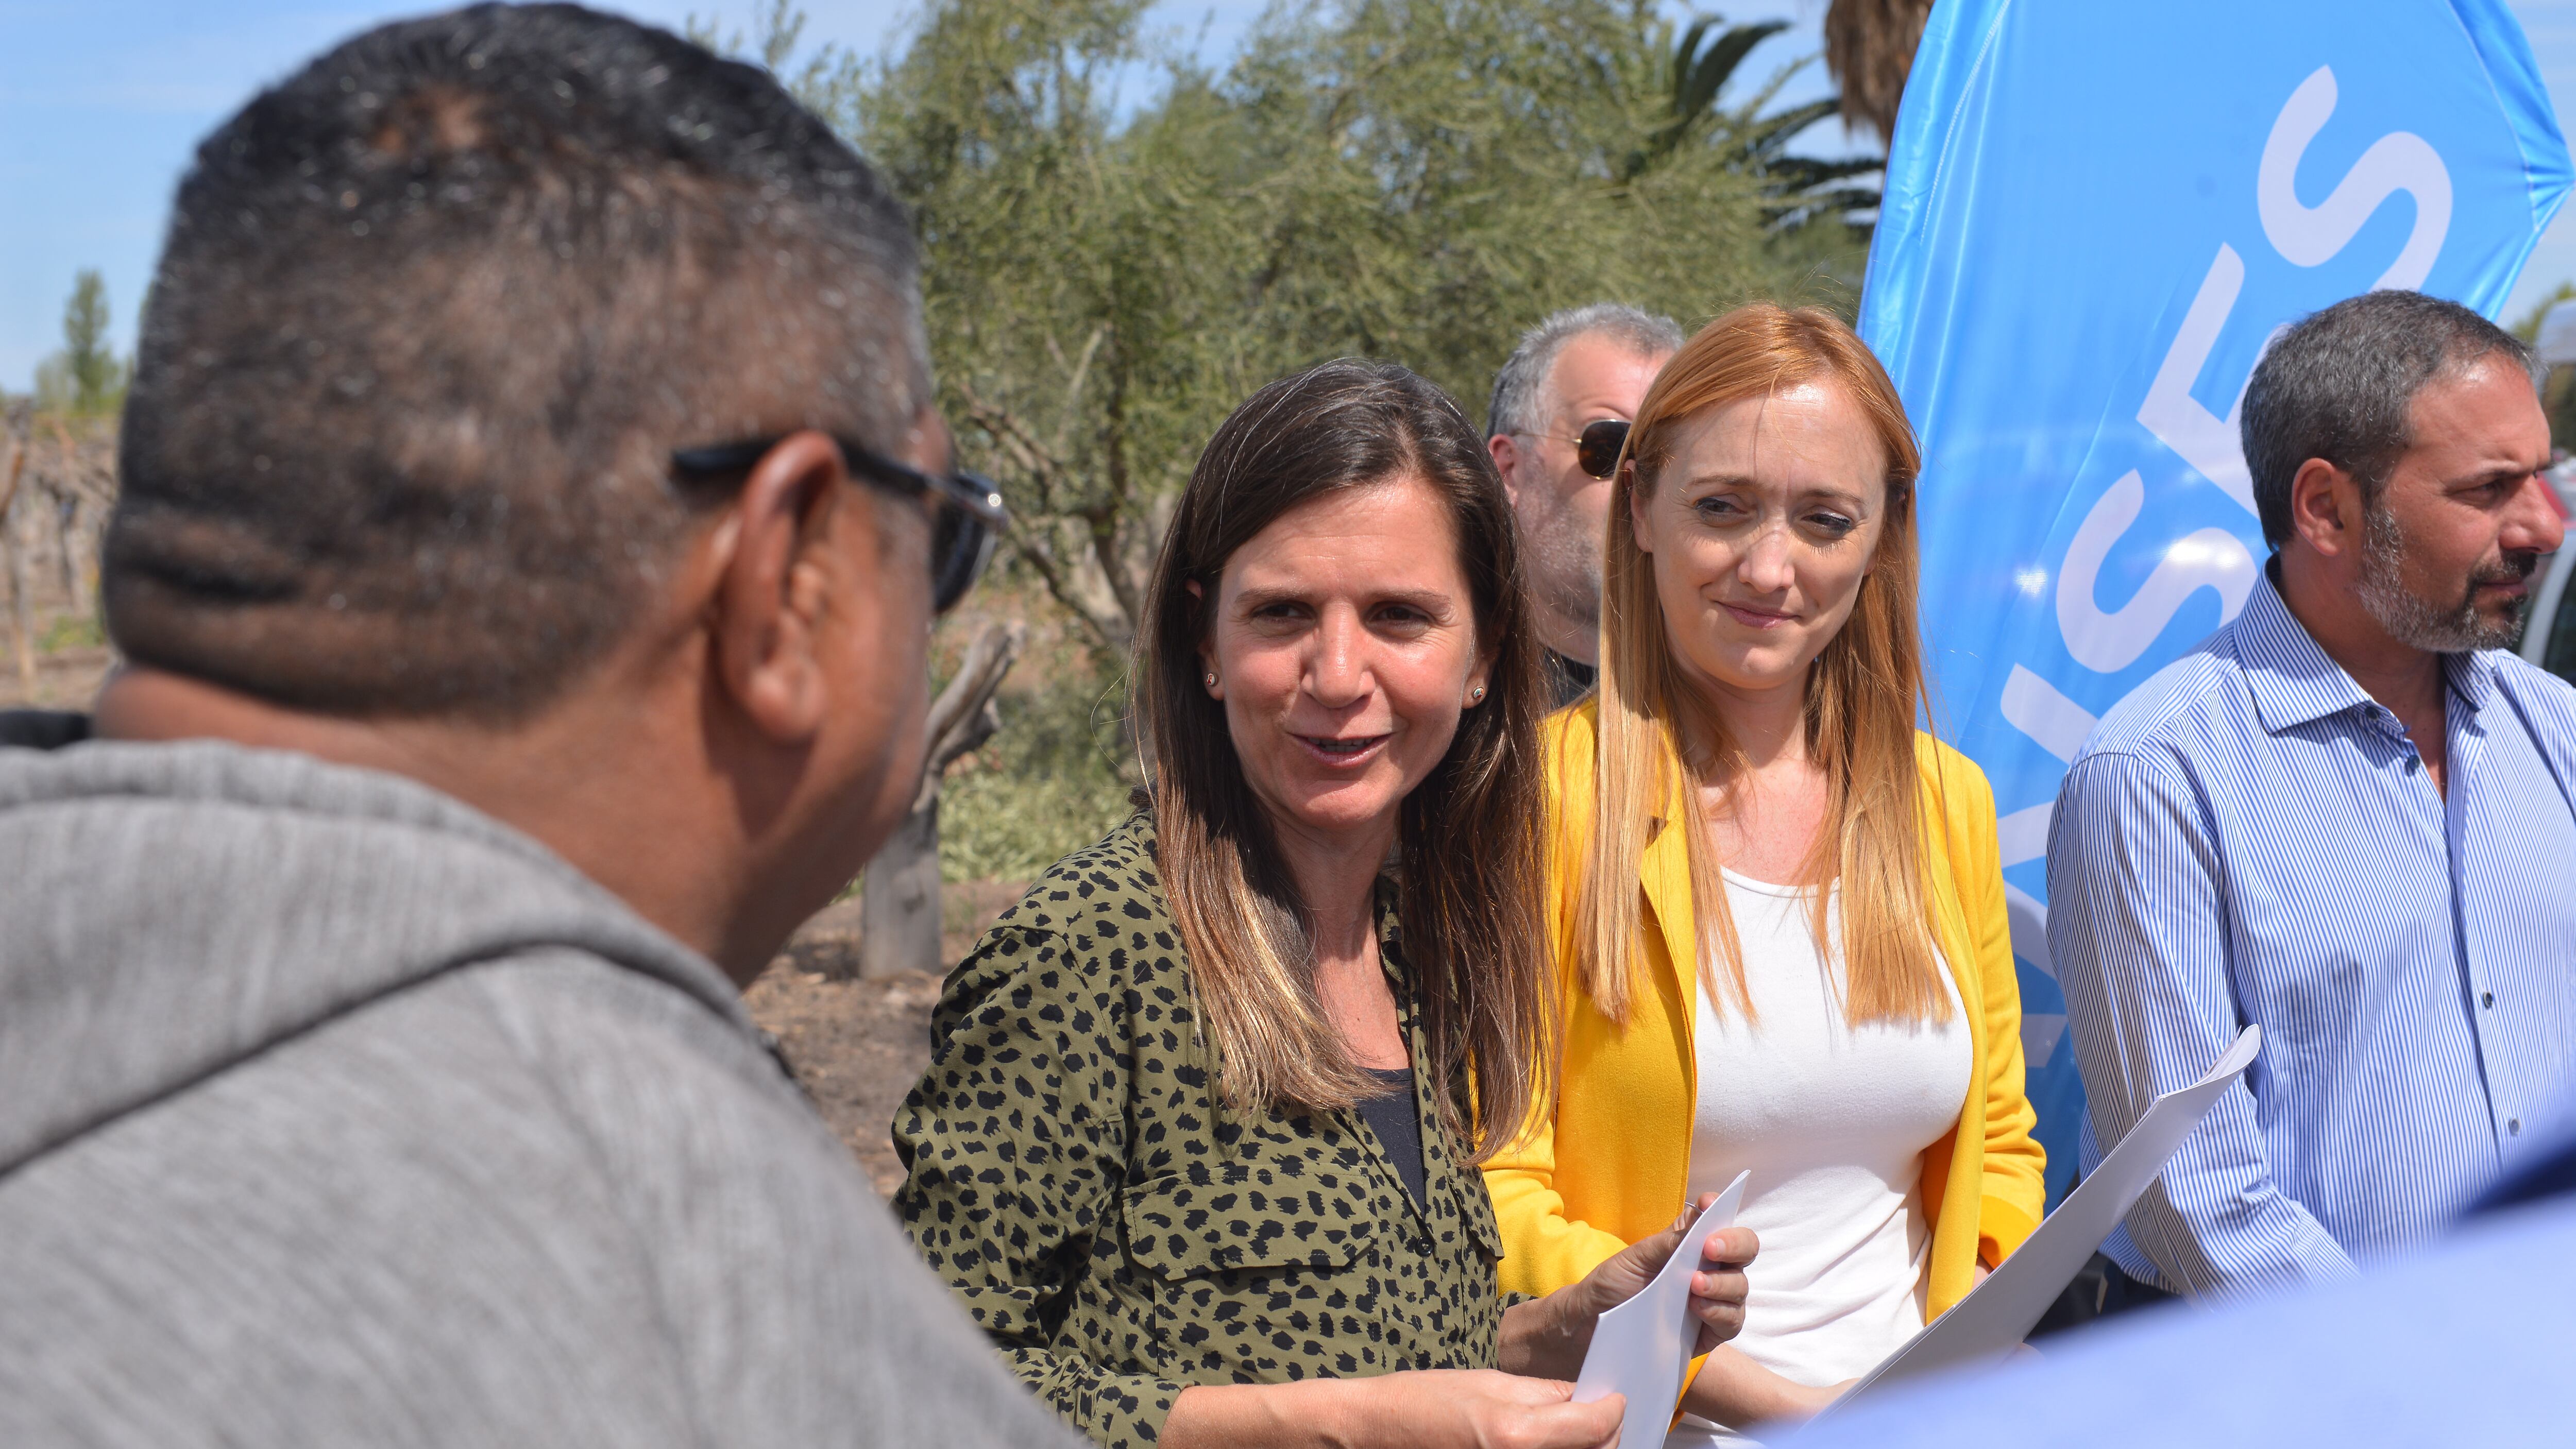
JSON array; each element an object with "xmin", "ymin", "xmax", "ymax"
[
  {"xmin": 1737, "ymin": 96, "xmax": 1840, "ymax": 163},
  {"xmin": 1637, "ymin": 13, "xmax": 1882, "ymax": 233},
  {"xmin": 1677, "ymin": 19, "xmax": 1789, "ymax": 121},
  {"xmin": 1760, "ymin": 154, "xmax": 1883, "ymax": 192}
]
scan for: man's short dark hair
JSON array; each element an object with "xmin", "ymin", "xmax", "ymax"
[
  {"xmin": 2239, "ymin": 290, "xmax": 2535, "ymax": 550},
  {"xmin": 106, "ymin": 2, "xmax": 927, "ymax": 720}
]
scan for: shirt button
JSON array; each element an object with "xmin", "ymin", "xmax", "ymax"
[
  {"xmin": 2511, "ymin": 1119, "xmax": 2523, "ymax": 1136},
  {"xmin": 2483, "ymin": 992, "xmax": 2497, "ymax": 1009}
]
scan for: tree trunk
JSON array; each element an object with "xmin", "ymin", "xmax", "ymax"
[
  {"xmin": 850, "ymin": 619, "xmax": 1028, "ymax": 978},
  {"xmin": 859, "ymin": 797, "xmax": 944, "ymax": 978},
  {"xmin": 3, "ymin": 487, "xmax": 33, "ymax": 695},
  {"xmin": 0, "ymin": 441, "xmax": 15, "ymax": 690},
  {"xmin": 56, "ymin": 495, "xmax": 82, "ymax": 602}
]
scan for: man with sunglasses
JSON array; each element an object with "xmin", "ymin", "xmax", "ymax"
[
  {"xmin": 1487, "ymin": 303, "xmax": 1684, "ymax": 706},
  {"xmin": 0, "ymin": 8, "xmax": 1067, "ymax": 1447}
]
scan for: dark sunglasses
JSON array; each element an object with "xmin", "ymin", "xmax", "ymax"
[
  {"xmin": 1519, "ymin": 417, "xmax": 1633, "ymax": 480},
  {"xmin": 670, "ymin": 435, "xmax": 1006, "ymax": 614}
]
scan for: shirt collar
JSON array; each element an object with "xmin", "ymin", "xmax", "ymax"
[
  {"xmin": 2446, "ymin": 645, "xmax": 2500, "ymax": 714},
  {"xmin": 2239, "ymin": 568, "xmax": 2375, "ymax": 735},
  {"xmin": 2239, "ymin": 563, "xmax": 2500, "ymax": 733}
]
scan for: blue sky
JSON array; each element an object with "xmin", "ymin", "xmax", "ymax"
[
  {"xmin": 4, "ymin": 1, "xmax": 2571, "ymax": 389},
  {"xmin": 0, "ymin": 0, "xmax": 1861, "ymax": 389}
]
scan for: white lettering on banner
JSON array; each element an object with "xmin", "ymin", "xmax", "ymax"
[
  {"xmin": 2057, "ymin": 469, "xmax": 2258, "ymax": 673},
  {"xmin": 2004, "ymin": 881, "xmax": 2056, "ymax": 980},
  {"xmin": 2136, "ymin": 244, "xmax": 2259, "ymax": 516},
  {"xmin": 2259, "ymin": 66, "xmax": 2453, "ymax": 291},
  {"xmin": 2132, "ymin": 67, "xmax": 2453, "ymax": 522},
  {"xmin": 1991, "ymin": 66, "xmax": 2454, "ymax": 1077},
  {"xmin": 1996, "ymin": 802, "xmax": 2052, "ymax": 868},
  {"xmin": 1999, "ymin": 666, "xmax": 2098, "ymax": 764}
]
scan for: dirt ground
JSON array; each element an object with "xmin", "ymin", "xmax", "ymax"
[
  {"xmin": 743, "ymin": 966, "xmax": 947, "ymax": 1195},
  {"xmin": 743, "ymin": 875, "xmax": 1029, "ymax": 1195},
  {"xmin": 0, "ymin": 637, "xmax": 110, "ymax": 712},
  {"xmin": 0, "ymin": 565, "xmax": 114, "ymax": 715}
]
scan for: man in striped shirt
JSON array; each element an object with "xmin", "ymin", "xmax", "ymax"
[{"xmin": 2049, "ymin": 291, "xmax": 2576, "ymax": 1300}]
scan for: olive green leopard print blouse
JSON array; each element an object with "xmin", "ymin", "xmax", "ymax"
[{"xmin": 892, "ymin": 812, "xmax": 1506, "ymax": 1448}]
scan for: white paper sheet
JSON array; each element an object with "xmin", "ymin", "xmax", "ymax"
[
  {"xmin": 1573, "ymin": 1169, "xmax": 1751, "ymax": 1449},
  {"xmin": 1807, "ymin": 1023, "xmax": 2263, "ymax": 1423}
]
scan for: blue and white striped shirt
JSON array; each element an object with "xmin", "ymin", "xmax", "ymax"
[{"xmin": 2047, "ymin": 570, "xmax": 2576, "ymax": 1298}]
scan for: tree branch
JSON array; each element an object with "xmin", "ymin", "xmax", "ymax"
[
  {"xmin": 957, "ymin": 377, "xmax": 1138, "ymax": 658},
  {"xmin": 0, "ymin": 430, "xmax": 25, "ymax": 526},
  {"xmin": 1093, "ymin": 360, "xmax": 1146, "ymax": 634},
  {"xmin": 916, "ymin": 619, "xmax": 1027, "ymax": 814},
  {"xmin": 1053, "ymin": 321, "xmax": 1108, "ymax": 457}
]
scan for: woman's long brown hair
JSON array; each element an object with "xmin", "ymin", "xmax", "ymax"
[
  {"xmin": 1136, "ymin": 359, "xmax": 1554, "ymax": 1159},
  {"xmin": 1579, "ymin": 303, "xmax": 1951, "ymax": 1028}
]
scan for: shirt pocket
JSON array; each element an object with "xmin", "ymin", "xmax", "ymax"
[
  {"xmin": 1117, "ymin": 1166, "xmax": 1379, "ymax": 1277},
  {"xmin": 1115, "ymin": 1167, "xmax": 1401, "ymax": 1379}
]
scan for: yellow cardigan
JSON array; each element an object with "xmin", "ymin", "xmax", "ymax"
[{"xmin": 1486, "ymin": 702, "xmax": 2046, "ymax": 1322}]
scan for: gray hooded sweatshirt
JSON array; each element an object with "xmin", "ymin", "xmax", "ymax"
[{"xmin": 0, "ymin": 722, "xmax": 1075, "ymax": 1448}]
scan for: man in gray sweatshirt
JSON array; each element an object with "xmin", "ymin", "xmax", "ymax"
[{"xmin": 0, "ymin": 7, "xmax": 1072, "ymax": 1446}]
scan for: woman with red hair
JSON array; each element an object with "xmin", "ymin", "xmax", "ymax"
[{"xmin": 1486, "ymin": 303, "xmax": 2045, "ymax": 1441}]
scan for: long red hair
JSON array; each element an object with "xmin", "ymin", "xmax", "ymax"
[{"xmin": 1577, "ymin": 302, "xmax": 1948, "ymax": 1027}]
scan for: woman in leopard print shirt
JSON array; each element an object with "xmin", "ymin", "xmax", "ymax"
[{"xmin": 895, "ymin": 361, "xmax": 1755, "ymax": 1449}]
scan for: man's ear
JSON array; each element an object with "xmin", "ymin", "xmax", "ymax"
[
  {"xmin": 1488, "ymin": 431, "xmax": 1522, "ymax": 506},
  {"xmin": 2287, "ymin": 456, "xmax": 2361, "ymax": 560},
  {"xmin": 708, "ymin": 430, "xmax": 850, "ymax": 743}
]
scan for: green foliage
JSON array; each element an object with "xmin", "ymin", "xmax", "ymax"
[
  {"xmin": 2548, "ymin": 374, "xmax": 2576, "ymax": 457},
  {"xmin": 755, "ymin": 0, "xmax": 1849, "ymax": 663},
  {"xmin": 2513, "ymin": 280, "xmax": 2576, "ymax": 343},
  {"xmin": 711, "ymin": 1, "xmax": 1866, "ymax": 882},
  {"xmin": 1636, "ymin": 16, "xmax": 1878, "ymax": 234},
  {"xmin": 684, "ymin": 0, "xmax": 850, "ymax": 94},
  {"xmin": 1638, "ymin": 16, "xmax": 1877, "ymax": 296},
  {"xmin": 34, "ymin": 270, "xmax": 126, "ymax": 417},
  {"xmin": 40, "ymin": 613, "xmax": 105, "ymax": 654},
  {"xmin": 937, "ymin": 672, "xmax": 1138, "ymax": 881},
  {"xmin": 2514, "ymin": 281, "xmax": 2576, "ymax": 452}
]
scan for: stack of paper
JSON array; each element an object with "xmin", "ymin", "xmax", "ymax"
[
  {"xmin": 1572, "ymin": 1170, "xmax": 1751, "ymax": 1449},
  {"xmin": 1812, "ymin": 1024, "xmax": 2263, "ymax": 1421}
]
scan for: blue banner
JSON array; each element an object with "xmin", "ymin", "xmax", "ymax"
[{"xmin": 1861, "ymin": 0, "xmax": 2571, "ymax": 1204}]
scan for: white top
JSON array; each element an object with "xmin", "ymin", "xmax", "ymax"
[{"xmin": 1667, "ymin": 870, "xmax": 1970, "ymax": 1448}]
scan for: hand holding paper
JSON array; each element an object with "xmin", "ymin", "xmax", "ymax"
[{"xmin": 1570, "ymin": 1171, "xmax": 1753, "ymax": 1449}]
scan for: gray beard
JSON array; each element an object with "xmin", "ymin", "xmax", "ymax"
[
  {"xmin": 1523, "ymin": 501, "xmax": 1603, "ymax": 636},
  {"xmin": 2354, "ymin": 504, "xmax": 2529, "ymax": 653}
]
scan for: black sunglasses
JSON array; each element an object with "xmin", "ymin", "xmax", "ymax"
[
  {"xmin": 1519, "ymin": 417, "xmax": 1632, "ymax": 480},
  {"xmin": 670, "ymin": 435, "xmax": 1006, "ymax": 614}
]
